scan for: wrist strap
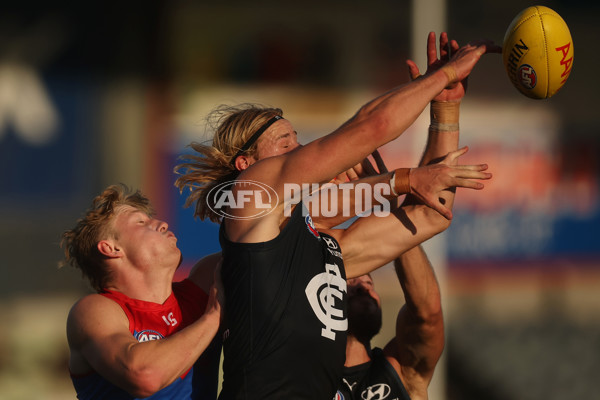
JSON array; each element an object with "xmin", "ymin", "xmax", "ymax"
[
  {"xmin": 391, "ymin": 168, "xmax": 411, "ymax": 196},
  {"xmin": 389, "ymin": 172, "xmax": 398, "ymax": 196},
  {"xmin": 441, "ymin": 65, "xmax": 458, "ymax": 86},
  {"xmin": 430, "ymin": 100, "xmax": 460, "ymax": 132}
]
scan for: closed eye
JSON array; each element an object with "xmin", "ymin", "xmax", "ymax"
[{"xmin": 279, "ymin": 131, "xmax": 298, "ymax": 148}]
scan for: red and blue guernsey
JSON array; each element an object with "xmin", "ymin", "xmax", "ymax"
[{"xmin": 71, "ymin": 279, "xmax": 221, "ymax": 400}]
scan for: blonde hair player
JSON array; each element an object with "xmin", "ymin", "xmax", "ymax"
[{"xmin": 176, "ymin": 32, "xmax": 500, "ymax": 400}]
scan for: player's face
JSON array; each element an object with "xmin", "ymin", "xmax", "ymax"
[
  {"xmin": 110, "ymin": 205, "xmax": 182, "ymax": 269},
  {"xmin": 347, "ymin": 275, "xmax": 381, "ymax": 306},
  {"xmin": 254, "ymin": 119, "xmax": 300, "ymax": 160},
  {"xmin": 347, "ymin": 274, "xmax": 382, "ymax": 342}
]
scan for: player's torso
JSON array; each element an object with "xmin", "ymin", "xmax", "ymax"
[{"xmin": 219, "ymin": 203, "xmax": 348, "ymax": 399}]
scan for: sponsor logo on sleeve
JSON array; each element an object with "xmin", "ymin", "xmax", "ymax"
[{"xmin": 134, "ymin": 329, "xmax": 164, "ymax": 342}]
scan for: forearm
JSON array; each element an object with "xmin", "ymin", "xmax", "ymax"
[
  {"xmin": 118, "ymin": 310, "xmax": 220, "ymax": 396},
  {"xmin": 297, "ymin": 37, "xmax": 494, "ymax": 190},
  {"xmin": 404, "ymin": 101, "xmax": 462, "ymax": 215},
  {"xmin": 274, "ymin": 71, "xmax": 451, "ymax": 191},
  {"xmin": 421, "ymin": 101, "xmax": 460, "ymax": 166},
  {"xmin": 312, "ymin": 170, "xmax": 409, "ymax": 229},
  {"xmin": 394, "ymin": 245, "xmax": 442, "ymax": 320},
  {"xmin": 394, "ymin": 102, "xmax": 453, "ymax": 324},
  {"xmin": 352, "ymin": 70, "xmax": 450, "ymax": 146},
  {"xmin": 334, "ymin": 202, "xmax": 449, "ymax": 279}
]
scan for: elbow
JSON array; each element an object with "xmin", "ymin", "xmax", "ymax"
[
  {"xmin": 123, "ymin": 367, "xmax": 167, "ymax": 398},
  {"xmin": 423, "ymin": 206, "xmax": 452, "ymax": 235},
  {"xmin": 424, "ymin": 306, "xmax": 445, "ymax": 353},
  {"xmin": 413, "ymin": 296, "xmax": 444, "ymax": 330},
  {"xmin": 408, "ymin": 205, "xmax": 451, "ymax": 239},
  {"xmin": 437, "ymin": 214, "xmax": 452, "ymax": 233},
  {"xmin": 423, "ymin": 299, "xmax": 444, "ymax": 325},
  {"xmin": 407, "ymin": 284, "xmax": 443, "ymax": 326}
]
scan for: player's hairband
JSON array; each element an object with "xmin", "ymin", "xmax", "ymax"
[{"xmin": 231, "ymin": 115, "xmax": 283, "ymax": 165}]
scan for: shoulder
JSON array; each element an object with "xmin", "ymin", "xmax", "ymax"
[
  {"xmin": 67, "ymin": 294, "xmax": 129, "ymax": 346},
  {"xmin": 68, "ymin": 293, "xmax": 122, "ymax": 320},
  {"xmin": 383, "ymin": 342, "xmax": 428, "ymax": 400},
  {"xmin": 236, "ymin": 155, "xmax": 287, "ymax": 188}
]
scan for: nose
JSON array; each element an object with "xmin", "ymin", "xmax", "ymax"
[
  {"xmin": 357, "ymin": 282, "xmax": 370, "ymax": 293},
  {"xmin": 157, "ymin": 220, "xmax": 168, "ymax": 233},
  {"xmin": 348, "ymin": 282, "xmax": 368, "ymax": 295}
]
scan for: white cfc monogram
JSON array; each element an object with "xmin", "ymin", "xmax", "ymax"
[{"xmin": 305, "ymin": 263, "xmax": 347, "ymax": 340}]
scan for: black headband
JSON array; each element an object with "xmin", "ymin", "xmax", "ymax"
[{"xmin": 231, "ymin": 115, "xmax": 283, "ymax": 165}]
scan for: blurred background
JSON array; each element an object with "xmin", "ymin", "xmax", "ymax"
[{"xmin": 0, "ymin": 0, "xmax": 598, "ymax": 399}]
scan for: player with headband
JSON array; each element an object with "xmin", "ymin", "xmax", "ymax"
[{"xmin": 175, "ymin": 32, "xmax": 500, "ymax": 400}]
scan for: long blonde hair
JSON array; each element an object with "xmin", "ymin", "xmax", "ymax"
[{"xmin": 174, "ymin": 103, "xmax": 283, "ymax": 222}]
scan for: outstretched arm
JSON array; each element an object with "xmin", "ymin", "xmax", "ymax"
[
  {"xmin": 330, "ymin": 30, "xmax": 493, "ymax": 279},
  {"xmin": 227, "ymin": 34, "xmax": 499, "ymax": 244},
  {"xmin": 312, "ymin": 145, "xmax": 488, "ymax": 231},
  {"xmin": 241, "ymin": 36, "xmax": 500, "ymax": 195},
  {"xmin": 328, "ymin": 147, "xmax": 489, "ymax": 279}
]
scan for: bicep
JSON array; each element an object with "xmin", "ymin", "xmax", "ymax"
[
  {"xmin": 383, "ymin": 304, "xmax": 444, "ymax": 382},
  {"xmin": 68, "ymin": 296, "xmax": 138, "ymax": 386},
  {"xmin": 283, "ymin": 132, "xmax": 375, "ymax": 184}
]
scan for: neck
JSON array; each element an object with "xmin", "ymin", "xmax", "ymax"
[
  {"xmin": 344, "ymin": 335, "xmax": 371, "ymax": 367},
  {"xmin": 105, "ymin": 263, "xmax": 176, "ymax": 304}
]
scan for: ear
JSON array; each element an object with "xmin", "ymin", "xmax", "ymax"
[
  {"xmin": 234, "ymin": 155, "xmax": 256, "ymax": 171},
  {"xmin": 98, "ymin": 240, "xmax": 121, "ymax": 259}
]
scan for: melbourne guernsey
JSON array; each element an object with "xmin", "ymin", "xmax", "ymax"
[{"xmin": 70, "ymin": 279, "xmax": 221, "ymax": 400}]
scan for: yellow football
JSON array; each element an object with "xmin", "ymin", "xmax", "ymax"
[{"xmin": 502, "ymin": 5, "xmax": 574, "ymax": 99}]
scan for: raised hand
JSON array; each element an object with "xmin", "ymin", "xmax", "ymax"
[
  {"xmin": 407, "ymin": 146, "xmax": 491, "ymax": 220},
  {"xmin": 407, "ymin": 32, "xmax": 460, "ymax": 101},
  {"xmin": 445, "ymin": 37, "xmax": 501, "ymax": 86},
  {"xmin": 407, "ymin": 32, "xmax": 501, "ymax": 101}
]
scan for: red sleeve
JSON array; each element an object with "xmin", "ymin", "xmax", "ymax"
[{"xmin": 172, "ymin": 279, "xmax": 209, "ymax": 329}]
